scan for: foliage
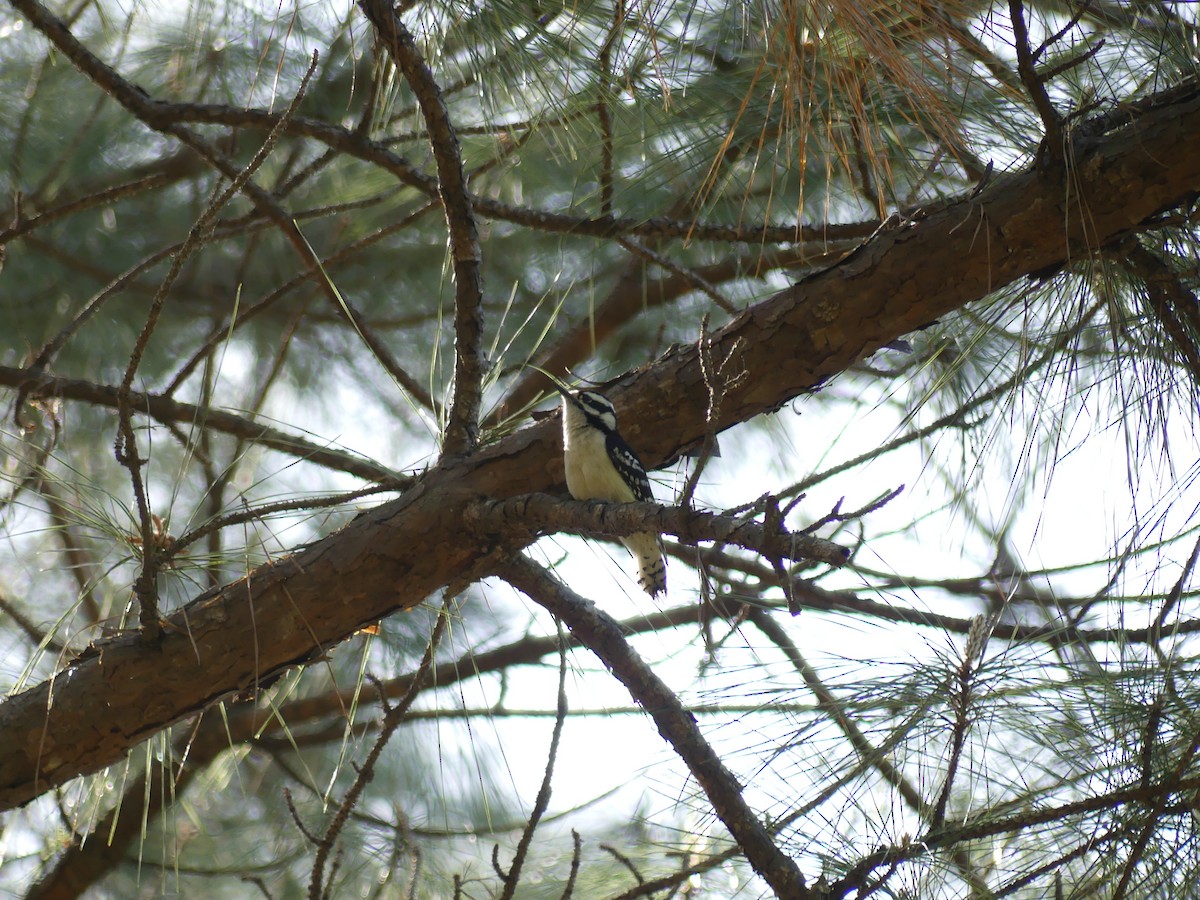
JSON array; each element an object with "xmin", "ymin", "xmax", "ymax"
[{"xmin": 2, "ymin": 0, "xmax": 1200, "ymax": 897}]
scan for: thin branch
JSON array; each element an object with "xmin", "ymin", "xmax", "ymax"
[
  {"xmin": 168, "ymin": 484, "xmax": 397, "ymax": 560},
  {"xmin": 499, "ymin": 555, "xmax": 810, "ymax": 898},
  {"xmin": 929, "ymin": 617, "xmax": 987, "ymax": 831},
  {"xmin": 360, "ymin": 0, "xmax": 484, "ymax": 458},
  {"xmin": 35, "ymin": 480, "xmax": 102, "ymax": 624},
  {"xmin": 1, "ymin": 365, "xmax": 408, "ymax": 484},
  {"xmin": 113, "ymin": 51, "xmax": 320, "ymax": 643},
  {"xmin": 0, "ymin": 592, "xmax": 63, "ymax": 653},
  {"xmin": 560, "ymin": 830, "xmax": 582, "ymax": 900},
  {"xmin": 1122, "ymin": 241, "xmax": 1200, "ymax": 390},
  {"xmin": 11, "ymin": 0, "xmax": 429, "ymax": 408},
  {"xmin": 747, "ymin": 605, "xmax": 990, "ymax": 895},
  {"xmin": 309, "ymin": 600, "xmax": 452, "ymax": 899},
  {"xmin": 497, "ymin": 620, "xmax": 569, "ymax": 900},
  {"xmin": 832, "ymin": 771, "xmax": 1200, "ymax": 896},
  {"xmin": 466, "ymin": 493, "xmax": 851, "ymax": 569},
  {"xmin": 617, "ymin": 237, "xmax": 739, "ymax": 316},
  {"xmin": 679, "ymin": 317, "xmax": 722, "ymax": 507},
  {"xmin": 1009, "ymin": 0, "xmax": 1063, "ymax": 154},
  {"xmin": 162, "ymin": 201, "xmax": 439, "ymax": 403},
  {"xmin": 0, "ymin": 171, "xmax": 177, "ymax": 246},
  {"xmin": 95, "ymin": 96, "xmax": 848, "ymax": 245},
  {"xmin": 596, "ymin": 1, "xmax": 623, "ymax": 218}
]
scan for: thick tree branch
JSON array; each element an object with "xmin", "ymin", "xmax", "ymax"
[{"xmin": 3, "ymin": 76, "xmax": 1200, "ymax": 811}]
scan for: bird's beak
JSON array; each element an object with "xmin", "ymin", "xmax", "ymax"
[{"xmin": 545, "ymin": 378, "xmax": 573, "ymax": 403}]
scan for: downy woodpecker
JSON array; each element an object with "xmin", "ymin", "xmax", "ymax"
[{"xmin": 556, "ymin": 387, "xmax": 667, "ymax": 597}]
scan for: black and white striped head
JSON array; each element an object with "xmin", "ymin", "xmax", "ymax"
[
  {"xmin": 570, "ymin": 390, "xmax": 617, "ymax": 432},
  {"xmin": 553, "ymin": 384, "xmax": 618, "ymax": 434}
]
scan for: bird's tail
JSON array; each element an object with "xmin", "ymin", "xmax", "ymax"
[{"xmin": 623, "ymin": 533, "xmax": 666, "ymax": 598}]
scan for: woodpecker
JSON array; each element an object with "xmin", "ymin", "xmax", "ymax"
[{"xmin": 555, "ymin": 386, "xmax": 667, "ymax": 597}]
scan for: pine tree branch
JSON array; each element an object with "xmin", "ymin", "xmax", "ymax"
[
  {"xmin": 498, "ymin": 555, "xmax": 811, "ymax": 899},
  {"xmin": 0, "ymin": 366, "xmax": 408, "ymax": 485},
  {"xmin": 30, "ymin": 98, "xmax": 842, "ymax": 245},
  {"xmin": 464, "ymin": 493, "xmax": 850, "ymax": 568},
  {"xmin": 2, "ymin": 74, "xmax": 1200, "ymax": 812},
  {"xmin": 25, "ymin": 601, "xmax": 710, "ymax": 899},
  {"xmin": 10, "ymin": 0, "xmax": 431, "ymax": 412},
  {"xmin": 360, "ymin": 0, "xmax": 484, "ymax": 458}
]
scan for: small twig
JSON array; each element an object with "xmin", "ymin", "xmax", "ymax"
[
  {"xmin": 167, "ymin": 484, "xmax": 397, "ymax": 561},
  {"xmin": 113, "ymin": 51, "xmax": 321, "ymax": 644},
  {"xmin": 1038, "ymin": 39, "xmax": 1105, "ymax": 85},
  {"xmin": 465, "ymin": 493, "xmax": 850, "ymax": 569},
  {"xmin": 1009, "ymin": 0, "xmax": 1063, "ymax": 155},
  {"xmin": 497, "ymin": 619, "xmax": 569, "ymax": 899},
  {"xmin": 680, "ymin": 318, "xmax": 738, "ymax": 508},
  {"xmin": 1152, "ymin": 532, "xmax": 1200, "ymax": 638},
  {"xmin": 0, "ymin": 591, "xmax": 64, "ymax": 653},
  {"xmin": 761, "ymin": 496, "xmax": 795, "ymax": 612},
  {"xmin": 162, "ymin": 201, "xmax": 439, "ymax": 403},
  {"xmin": 2, "ymin": 365, "xmax": 408, "ymax": 485},
  {"xmin": 36, "ymin": 480, "xmax": 102, "ymax": 623},
  {"xmin": 285, "ymin": 788, "xmax": 321, "ymax": 845},
  {"xmin": 1033, "ymin": 0, "xmax": 1094, "ymax": 61},
  {"xmin": 802, "ymin": 485, "xmax": 905, "ymax": 534},
  {"xmin": 560, "ymin": 830, "xmax": 582, "ymax": 899},
  {"xmin": 601, "ymin": 842, "xmax": 646, "ymax": 885},
  {"xmin": 241, "ymin": 875, "xmax": 276, "ymax": 900},
  {"xmin": 617, "ymin": 237, "xmax": 739, "ymax": 316},
  {"xmin": 929, "ymin": 616, "xmax": 988, "ymax": 831},
  {"xmin": 596, "ymin": 1, "xmax": 623, "ymax": 217}
]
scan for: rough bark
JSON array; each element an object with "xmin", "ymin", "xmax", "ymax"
[{"xmin": 3, "ymin": 77, "xmax": 1200, "ymax": 812}]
